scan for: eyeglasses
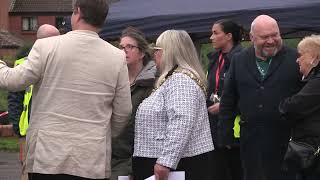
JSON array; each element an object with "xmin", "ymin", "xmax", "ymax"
[
  {"xmin": 152, "ymin": 46, "xmax": 162, "ymax": 53},
  {"xmin": 119, "ymin": 44, "xmax": 139, "ymax": 51}
]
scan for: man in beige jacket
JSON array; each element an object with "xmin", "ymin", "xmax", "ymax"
[
  {"xmin": 8, "ymin": 24, "xmax": 60, "ymax": 180},
  {"xmin": 0, "ymin": 0, "xmax": 131, "ymax": 180}
]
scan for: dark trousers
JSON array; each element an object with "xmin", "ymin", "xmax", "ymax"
[
  {"xmin": 240, "ymin": 129, "xmax": 296, "ymax": 180},
  {"xmin": 28, "ymin": 173, "xmax": 108, "ymax": 180},
  {"xmin": 209, "ymin": 147, "xmax": 242, "ymax": 180},
  {"xmin": 132, "ymin": 152, "xmax": 211, "ymax": 180}
]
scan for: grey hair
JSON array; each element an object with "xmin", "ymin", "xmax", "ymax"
[
  {"xmin": 155, "ymin": 30, "xmax": 207, "ymax": 87},
  {"xmin": 298, "ymin": 34, "xmax": 320, "ymax": 66}
]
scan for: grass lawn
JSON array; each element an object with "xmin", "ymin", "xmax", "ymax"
[{"xmin": 0, "ymin": 136, "xmax": 19, "ymax": 152}]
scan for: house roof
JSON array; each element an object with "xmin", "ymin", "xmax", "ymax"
[
  {"xmin": 9, "ymin": 0, "xmax": 119, "ymax": 14},
  {"xmin": 9, "ymin": 0, "xmax": 73, "ymax": 13},
  {"xmin": 0, "ymin": 29, "xmax": 24, "ymax": 48}
]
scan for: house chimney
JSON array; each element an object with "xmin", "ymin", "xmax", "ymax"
[{"xmin": 0, "ymin": 0, "xmax": 11, "ymax": 30}]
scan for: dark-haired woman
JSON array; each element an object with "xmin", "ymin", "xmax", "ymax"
[
  {"xmin": 111, "ymin": 27, "xmax": 157, "ymax": 180},
  {"xmin": 207, "ymin": 19, "xmax": 243, "ymax": 180}
]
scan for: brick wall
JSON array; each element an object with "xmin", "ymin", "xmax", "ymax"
[
  {"xmin": 9, "ymin": 15, "xmax": 56, "ymax": 41},
  {"xmin": 0, "ymin": 0, "xmax": 10, "ymax": 30},
  {"xmin": 0, "ymin": 124, "xmax": 14, "ymax": 137}
]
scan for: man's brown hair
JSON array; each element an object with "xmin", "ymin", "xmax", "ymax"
[{"xmin": 72, "ymin": 0, "xmax": 109, "ymax": 28}]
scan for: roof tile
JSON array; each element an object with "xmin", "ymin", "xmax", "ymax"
[
  {"xmin": 0, "ymin": 29, "xmax": 24, "ymax": 48},
  {"xmin": 10, "ymin": 0, "xmax": 72, "ymax": 13}
]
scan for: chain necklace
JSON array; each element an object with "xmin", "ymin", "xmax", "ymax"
[
  {"xmin": 256, "ymin": 58, "xmax": 272, "ymax": 79},
  {"xmin": 152, "ymin": 68, "xmax": 207, "ymax": 95}
]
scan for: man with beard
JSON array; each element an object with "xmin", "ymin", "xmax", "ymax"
[{"xmin": 217, "ymin": 15, "xmax": 304, "ymax": 180}]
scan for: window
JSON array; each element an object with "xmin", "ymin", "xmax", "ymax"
[
  {"xmin": 22, "ymin": 17, "xmax": 38, "ymax": 31},
  {"xmin": 56, "ymin": 17, "xmax": 65, "ymax": 32}
]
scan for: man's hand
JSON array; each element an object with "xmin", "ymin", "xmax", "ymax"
[
  {"xmin": 154, "ymin": 163, "xmax": 170, "ymax": 180},
  {"xmin": 208, "ymin": 103, "xmax": 220, "ymax": 115}
]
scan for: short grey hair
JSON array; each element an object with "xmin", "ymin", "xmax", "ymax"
[{"xmin": 298, "ymin": 35, "xmax": 320, "ymax": 66}]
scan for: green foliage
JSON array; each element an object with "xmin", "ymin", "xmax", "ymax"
[
  {"xmin": 0, "ymin": 137, "xmax": 19, "ymax": 152},
  {"xmin": 1, "ymin": 55, "xmax": 15, "ymax": 68},
  {"xmin": 283, "ymin": 38, "xmax": 301, "ymax": 48},
  {"xmin": 15, "ymin": 43, "xmax": 33, "ymax": 59},
  {"xmin": 0, "ymin": 90, "xmax": 7, "ymax": 111},
  {"xmin": 200, "ymin": 43, "xmax": 213, "ymax": 72}
]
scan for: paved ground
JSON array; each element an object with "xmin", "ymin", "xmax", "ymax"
[{"xmin": 0, "ymin": 151, "xmax": 21, "ymax": 180}]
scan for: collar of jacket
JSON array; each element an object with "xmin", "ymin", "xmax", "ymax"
[
  {"xmin": 134, "ymin": 60, "xmax": 157, "ymax": 87},
  {"xmin": 303, "ymin": 63, "xmax": 320, "ymax": 82},
  {"xmin": 207, "ymin": 44, "xmax": 243, "ymax": 62},
  {"xmin": 68, "ymin": 30, "xmax": 99, "ymax": 37},
  {"xmin": 207, "ymin": 44, "xmax": 243, "ymax": 72}
]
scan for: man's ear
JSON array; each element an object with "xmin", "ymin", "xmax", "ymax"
[
  {"xmin": 73, "ymin": 7, "xmax": 81, "ymax": 23},
  {"xmin": 249, "ymin": 32, "xmax": 254, "ymax": 43}
]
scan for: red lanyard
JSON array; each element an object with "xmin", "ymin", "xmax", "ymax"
[{"xmin": 215, "ymin": 53, "xmax": 225, "ymax": 93}]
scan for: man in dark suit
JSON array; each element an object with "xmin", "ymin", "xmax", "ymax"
[{"xmin": 218, "ymin": 15, "xmax": 304, "ymax": 180}]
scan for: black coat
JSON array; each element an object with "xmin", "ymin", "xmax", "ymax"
[
  {"xmin": 280, "ymin": 64, "xmax": 320, "ymax": 148},
  {"xmin": 7, "ymin": 90, "xmax": 24, "ymax": 135},
  {"xmin": 111, "ymin": 61, "xmax": 157, "ymax": 179},
  {"xmin": 206, "ymin": 44, "xmax": 243, "ymax": 143},
  {"xmin": 218, "ymin": 45, "xmax": 304, "ymax": 179}
]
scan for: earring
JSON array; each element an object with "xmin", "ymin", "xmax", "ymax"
[{"xmin": 310, "ymin": 59, "xmax": 319, "ymax": 67}]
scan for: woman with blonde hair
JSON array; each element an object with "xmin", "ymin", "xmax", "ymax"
[
  {"xmin": 132, "ymin": 30, "xmax": 214, "ymax": 180},
  {"xmin": 280, "ymin": 35, "xmax": 320, "ymax": 180}
]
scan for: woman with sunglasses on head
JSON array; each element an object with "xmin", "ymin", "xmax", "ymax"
[
  {"xmin": 207, "ymin": 19, "xmax": 244, "ymax": 180},
  {"xmin": 132, "ymin": 30, "xmax": 214, "ymax": 180},
  {"xmin": 111, "ymin": 26, "xmax": 157, "ymax": 180}
]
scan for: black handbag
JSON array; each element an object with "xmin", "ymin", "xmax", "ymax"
[{"xmin": 283, "ymin": 139, "xmax": 320, "ymax": 173}]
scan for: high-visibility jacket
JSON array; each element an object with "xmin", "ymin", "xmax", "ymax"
[
  {"xmin": 14, "ymin": 58, "xmax": 33, "ymax": 136},
  {"xmin": 234, "ymin": 115, "xmax": 240, "ymax": 138}
]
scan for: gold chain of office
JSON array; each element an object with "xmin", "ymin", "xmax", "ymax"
[{"xmin": 153, "ymin": 68, "xmax": 207, "ymax": 95}]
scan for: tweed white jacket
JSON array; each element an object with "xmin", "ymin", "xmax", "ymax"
[{"xmin": 133, "ymin": 72, "xmax": 214, "ymax": 169}]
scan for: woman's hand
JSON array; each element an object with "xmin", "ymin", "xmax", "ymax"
[
  {"xmin": 208, "ymin": 103, "xmax": 220, "ymax": 115},
  {"xmin": 154, "ymin": 163, "xmax": 170, "ymax": 180}
]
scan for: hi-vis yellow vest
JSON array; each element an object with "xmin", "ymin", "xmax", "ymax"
[
  {"xmin": 234, "ymin": 115, "xmax": 240, "ymax": 138},
  {"xmin": 14, "ymin": 58, "xmax": 33, "ymax": 136}
]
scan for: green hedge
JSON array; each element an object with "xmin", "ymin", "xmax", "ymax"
[
  {"xmin": 0, "ymin": 58, "xmax": 14, "ymax": 112},
  {"xmin": 0, "ymin": 90, "xmax": 7, "ymax": 111}
]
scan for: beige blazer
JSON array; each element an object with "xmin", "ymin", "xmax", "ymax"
[{"xmin": 0, "ymin": 30, "xmax": 132, "ymax": 179}]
